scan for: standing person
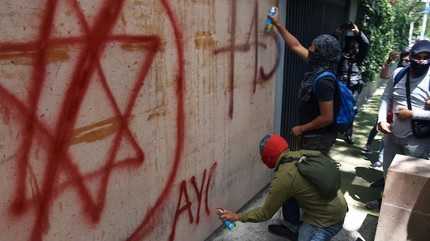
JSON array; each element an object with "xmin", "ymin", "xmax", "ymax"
[
  {"xmin": 265, "ymin": 15, "xmax": 341, "ymax": 240},
  {"xmin": 366, "ymin": 41, "xmax": 430, "ymax": 210},
  {"xmin": 337, "ymin": 23, "xmax": 370, "ymax": 144},
  {"xmin": 269, "ymin": 16, "xmax": 341, "ymax": 155},
  {"xmin": 378, "ymin": 40, "xmax": 430, "ymax": 174},
  {"xmin": 363, "ymin": 50, "xmax": 409, "ymax": 168},
  {"xmin": 217, "ymin": 134, "xmax": 348, "ymax": 241}
]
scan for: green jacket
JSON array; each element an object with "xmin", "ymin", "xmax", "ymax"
[{"xmin": 239, "ymin": 151, "xmax": 347, "ymax": 227}]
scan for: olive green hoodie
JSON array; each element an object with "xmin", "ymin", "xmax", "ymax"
[{"xmin": 239, "ymin": 150, "xmax": 347, "ymax": 227}]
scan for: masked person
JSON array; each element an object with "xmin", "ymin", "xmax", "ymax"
[
  {"xmin": 337, "ymin": 23, "xmax": 370, "ymax": 144},
  {"xmin": 362, "ymin": 50, "xmax": 409, "ymax": 195},
  {"xmin": 269, "ymin": 15, "xmax": 341, "ymax": 155},
  {"xmin": 217, "ymin": 134, "xmax": 347, "ymax": 241},
  {"xmin": 266, "ymin": 17, "xmax": 341, "ymax": 238},
  {"xmin": 378, "ymin": 40, "xmax": 430, "ymax": 174},
  {"xmin": 366, "ymin": 42, "xmax": 430, "ymax": 211}
]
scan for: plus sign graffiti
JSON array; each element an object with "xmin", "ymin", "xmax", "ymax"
[
  {"xmin": 214, "ymin": 0, "xmax": 281, "ymax": 119},
  {"xmin": 0, "ymin": 0, "xmax": 185, "ymax": 241}
]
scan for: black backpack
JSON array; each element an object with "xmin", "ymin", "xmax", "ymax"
[{"xmin": 280, "ymin": 150, "xmax": 341, "ymax": 201}]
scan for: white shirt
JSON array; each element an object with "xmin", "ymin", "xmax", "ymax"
[{"xmin": 378, "ymin": 67, "xmax": 430, "ymax": 138}]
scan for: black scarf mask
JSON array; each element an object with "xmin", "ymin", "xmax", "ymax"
[
  {"xmin": 410, "ymin": 40, "xmax": 430, "ymax": 77},
  {"xmin": 308, "ymin": 34, "xmax": 341, "ymax": 72},
  {"xmin": 301, "ymin": 35, "xmax": 341, "ymax": 102}
]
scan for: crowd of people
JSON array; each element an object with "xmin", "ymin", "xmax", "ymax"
[{"xmin": 215, "ymin": 11, "xmax": 430, "ymax": 241}]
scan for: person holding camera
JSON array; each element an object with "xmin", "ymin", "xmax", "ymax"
[{"xmin": 337, "ymin": 23, "xmax": 370, "ymax": 144}]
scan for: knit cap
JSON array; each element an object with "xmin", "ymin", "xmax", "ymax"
[{"xmin": 259, "ymin": 134, "xmax": 289, "ymax": 169}]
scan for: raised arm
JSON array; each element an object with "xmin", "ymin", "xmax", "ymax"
[
  {"xmin": 380, "ymin": 52, "xmax": 399, "ymax": 79},
  {"xmin": 269, "ymin": 16, "xmax": 309, "ymax": 61}
]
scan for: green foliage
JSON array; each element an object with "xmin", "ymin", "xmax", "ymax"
[{"xmin": 357, "ymin": 0, "xmax": 420, "ymax": 81}]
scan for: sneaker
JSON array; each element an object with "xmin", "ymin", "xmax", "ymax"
[
  {"xmin": 268, "ymin": 224, "xmax": 298, "ymax": 241},
  {"xmin": 344, "ymin": 135, "xmax": 353, "ymax": 145},
  {"xmin": 362, "ymin": 144, "xmax": 371, "ymax": 153},
  {"xmin": 371, "ymin": 161, "xmax": 382, "ymax": 168}
]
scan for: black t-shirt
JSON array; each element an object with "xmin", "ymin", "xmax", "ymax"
[{"xmin": 298, "ymin": 71, "xmax": 339, "ymax": 135}]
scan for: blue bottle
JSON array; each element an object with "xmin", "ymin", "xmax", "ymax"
[
  {"xmin": 223, "ymin": 220, "xmax": 237, "ymax": 231},
  {"xmin": 216, "ymin": 208, "xmax": 237, "ymax": 231},
  {"xmin": 265, "ymin": 6, "xmax": 278, "ymax": 32}
]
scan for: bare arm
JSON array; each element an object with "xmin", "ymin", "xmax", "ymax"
[
  {"xmin": 301, "ymin": 101, "xmax": 334, "ymax": 132},
  {"xmin": 380, "ymin": 52, "xmax": 399, "ymax": 79},
  {"xmin": 379, "ymin": 63, "xmax": 391, "ymax": 79},
  {"xmin": 270, "ymin": 16, "xmax": 309, "ymax": 61},
  {"xmin": 292, "ymin": 101, "xmax": 334, "ymax": 136}
]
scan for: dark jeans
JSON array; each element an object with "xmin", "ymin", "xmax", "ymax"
[
  {"xmin": 302, "ymin": 133, "xmax": 336, "ymax": 155},
  {"xmin": 366, "ymin": 120, "xmax": 378, "ymax": 146},
  {"xmin": 282, "ymin": 198, "xmax": 301, "ymax": 227}
]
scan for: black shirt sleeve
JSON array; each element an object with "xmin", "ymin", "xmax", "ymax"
[
  {"xmin": 316, "ymin": 77, "xmax": 336, "ymax": 102},
  {"xmin": 356, "ymin": 32, "xmax": 370, "ymax": 64}
]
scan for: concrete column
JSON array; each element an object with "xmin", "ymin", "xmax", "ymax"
[{"xmin": 375, "ymin": 154, "xmax": 430, "ymax": 241}]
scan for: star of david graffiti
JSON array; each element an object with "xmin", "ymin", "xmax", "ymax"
[{"xmin": 0, "ymin": 0, "xmax": 185, "ymax": 241}]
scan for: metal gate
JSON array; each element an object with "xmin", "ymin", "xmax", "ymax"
[{"xmin": 280, "ymin": 0, "xmax": 350, "ymax": 149}]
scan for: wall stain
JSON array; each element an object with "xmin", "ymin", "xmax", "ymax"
[
  {"xmin": 194, "ymin": 31, "xmax": 216, "ymax": 50},
  {"xmin": 0, "ymin": 46, "xmax": 69, "ymax": 65},
  {"xmin": 70, "ymin": 117, "xmax": 121, "ymax": 145},
  {"xmin": 121, "ymin": 40, "xmax": 165, "ymax": 52},
  {"xmin": 145, "ymin": 102, "xmax": 166, "ymax": 121}
]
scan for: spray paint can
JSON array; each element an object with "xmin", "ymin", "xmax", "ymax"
[
  {"xmin": 216, "ymin": 208, "xmax": 237, "ymax": 231},
  {"xmin": 265, "ymin": 6, "xmax": 278, "ymax": 32}
]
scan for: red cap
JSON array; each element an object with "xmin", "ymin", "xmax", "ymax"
[{"xmin": 260, "ymin": 134, "xmax": 289, "ymax": 169}]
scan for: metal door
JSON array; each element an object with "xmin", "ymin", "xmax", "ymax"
[{"xmin": 281, "ymin": 0, "xmax": 350, "ymax": 149}]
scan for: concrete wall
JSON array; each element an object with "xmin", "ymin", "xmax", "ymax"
[
  {"xmin": 375, "ymin": 154, "xmax": 430, "ymax": 241},
  {"xmin": 0, "ymin": 1, "xmax": 280, "ymax": 241}
]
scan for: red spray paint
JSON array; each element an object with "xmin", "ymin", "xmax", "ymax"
[
  {"xmin": 214, "ymin": 0, "xmax": 281, "ymax": 118},
  {"xmin": 168, "ymin": 162, "xmax": 218, "ymax": 241},
  {"xmin": 0, "ymin": 0, "xmax": 185, "ymax": 241}
]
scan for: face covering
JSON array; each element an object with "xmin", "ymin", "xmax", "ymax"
[
  {"xmin": 409, "ymin": 40, "xmax": 430, "ymax": 77},
  {"xmin": 308, "ymin": 50, "xmax": 321, "ymax": 68},
  {"xmin": 410, "ymin": 58, "xmax": 430, "ymax": 77},
  {"xmin": 309, "ymin": 34, "xmax": 341, "ymax": 70}
]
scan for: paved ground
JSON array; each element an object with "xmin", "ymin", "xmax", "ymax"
[{"xmin": 206, "ymin": 86, "xmax": 387, "ymax": 241}]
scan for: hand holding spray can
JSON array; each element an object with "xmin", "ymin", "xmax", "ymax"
[
  {"xmin": 265, "ymin": 6, "xmax": 278, "ymax": 32},
  {"xmin": 216, "ymin": 208, "xmax": 237, "ymax": 231}
]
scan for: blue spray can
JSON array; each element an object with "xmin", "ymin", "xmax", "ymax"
[
  {"xmin": 265, "ymin": 6, "xmax": 278, "ymax": 32},
  {"xmin": 216, "ymin": 208, "xmax": 237, "ymax": 231},
  {"xmin": 223, "ymin": 220, "xmax": 237, "ymax": 231}
]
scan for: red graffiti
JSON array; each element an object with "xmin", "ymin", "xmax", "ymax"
[
  {"xmin": 169, "ymin": 180, "xmax": 193, "ymax": 241},
  {"xmin": 168, "ymin": 162, "xmax": 218, "ymax": 241},
  {"xmin": 0, "ymin": 1, "xmax": 185, "ymax": 241},
  {"xmin": 190, "ymin": 169, "xmax": 207, "ymax": 224},
  {"xmin": 214, "ymin": 0, "xmax": 281, "ymax": 119}
]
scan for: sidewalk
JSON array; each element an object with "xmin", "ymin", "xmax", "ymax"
[{"xmin": 206, "ymin": 85, "xmax": 387, "ymax": 241}]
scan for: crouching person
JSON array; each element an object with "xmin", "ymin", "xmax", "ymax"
[{"xmin": 217, "ymin": 134, "xmax": 347, "ymax": 241}]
